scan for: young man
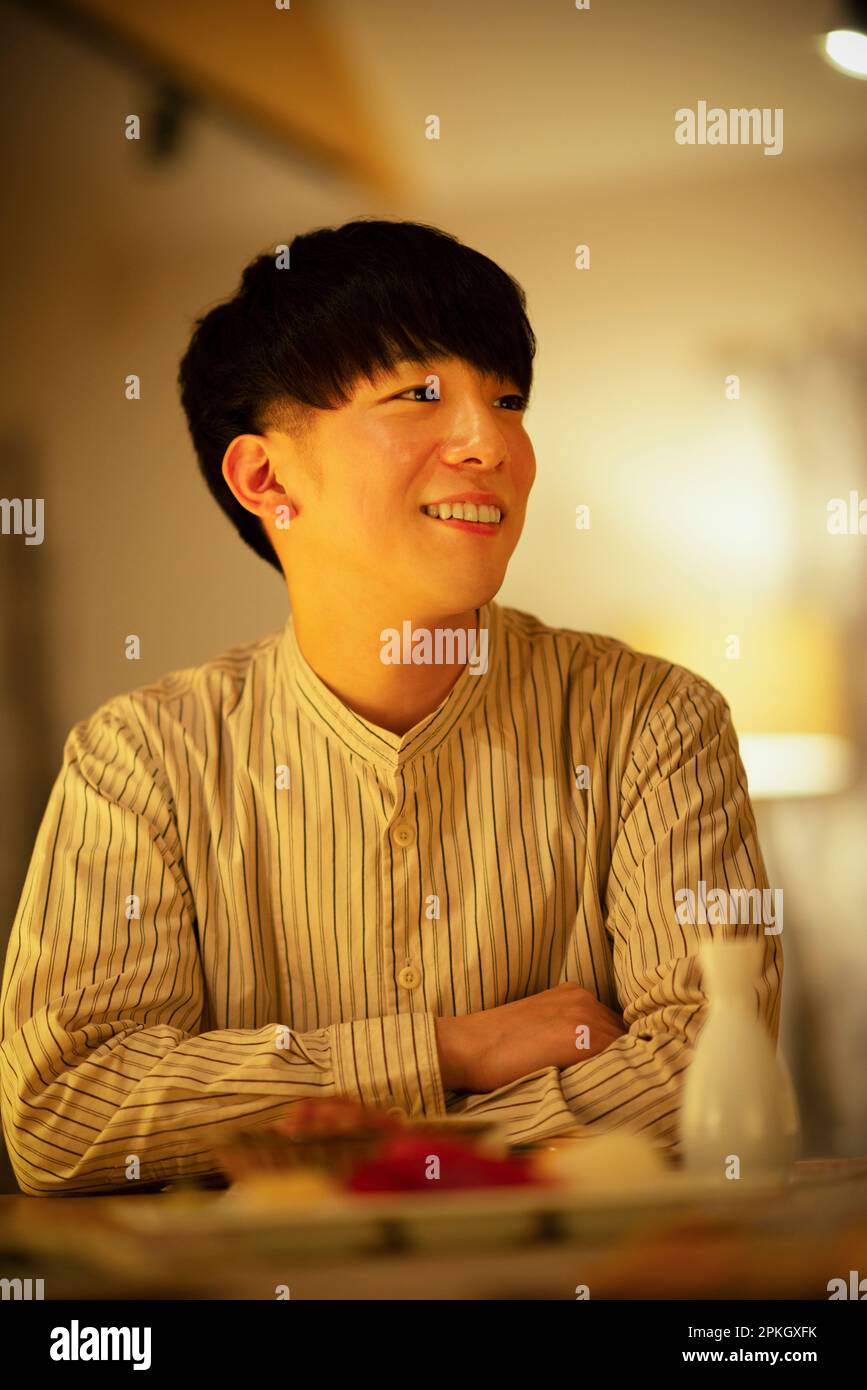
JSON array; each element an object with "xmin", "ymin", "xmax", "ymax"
[{"xmin": 1, "ymin": 219, "xmax": 782, "ymax": 1195}]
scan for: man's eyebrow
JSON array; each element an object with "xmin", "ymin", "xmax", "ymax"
[
  {"xmin": 367, "ymin": 358, "xmax": 523, "ymax": 395},
  {"xmin": 386, "ymin": 357, "xmax": 516, "ymax": 382},
  {"xmin": 389, "ymin": 355, "xmax": 448, "ymax": 371},
  {"xmin": 365, "ymin": 356, "xmax": 447, "ymax": 389},
  {"xmin": 367, "ymin": 356, "xmax": 430, "ymax": 381}
]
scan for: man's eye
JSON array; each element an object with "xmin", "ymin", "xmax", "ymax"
[
  {"xmin": 395, "ymin": 385, "xmax": 433, "ymax": 402},
  {"xmin": 394, "ymin": 387, "xmax": 527, "ymax": 409}
]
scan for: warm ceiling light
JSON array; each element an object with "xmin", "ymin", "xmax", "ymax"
[{"xmin": 823, "ymin": 27, "xmax": 867, "ymax": 77}]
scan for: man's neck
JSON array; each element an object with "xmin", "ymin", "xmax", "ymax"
[{"xmin": 288, "ymin": 593, "xmax": 484, "ymax": 737}]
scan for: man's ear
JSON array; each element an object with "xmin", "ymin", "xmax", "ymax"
[{"xmin": 221, "ymin": 433, "xmax": 292, "ymax": 523}]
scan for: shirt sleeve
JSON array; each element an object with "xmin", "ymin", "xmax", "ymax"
[
  {"xmin": 444, "ymin": 674, "xmax": 784, "ymax": 1150},
  {"xmin": 0, "ymin": 709, "xmax": 445, "ymax": 1195}
]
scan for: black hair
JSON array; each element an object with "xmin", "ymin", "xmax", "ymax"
[{"xmin": 178, "ymin": 218, "xmax": 536, "ymax": 572}]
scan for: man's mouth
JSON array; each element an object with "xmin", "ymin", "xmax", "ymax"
[{"xmin": 420, "ymin": 502, "xmax": 503, "ymax": 526}]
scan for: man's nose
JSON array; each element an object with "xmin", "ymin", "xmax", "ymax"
[{"xmin": 439, "ymin": 412, "xmax": 508, "ymax": 470}]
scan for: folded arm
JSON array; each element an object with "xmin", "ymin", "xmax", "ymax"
[
  {"xmin": 0, "ymin": 710, "xmax": 444, "ymax": 1195},
  {"xmin": 443, "ymin": 676, "xmax": 784, "ymax": 1148}
]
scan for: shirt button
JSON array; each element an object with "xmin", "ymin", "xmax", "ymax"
[
  {"xmin": 398, "ymin": 965, "xmax": 421, "ymax": 990},
  {"xmin": 391, "ymin": 820, "xmax": 416, "ymax": 849}
]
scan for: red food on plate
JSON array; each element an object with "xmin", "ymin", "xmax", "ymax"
[{"xmin": 344, "ymin": 1134, "xmax": 538, "ymax": 1193}]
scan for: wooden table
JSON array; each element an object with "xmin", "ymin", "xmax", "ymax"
[{"xmin": 1, "ymin": 1157, "xmax": 865, "ymax": 1300}]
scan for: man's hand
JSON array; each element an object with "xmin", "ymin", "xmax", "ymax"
[{"xmin": 434, "ymin": 983, "xmax": 627, "ymax": 1093}]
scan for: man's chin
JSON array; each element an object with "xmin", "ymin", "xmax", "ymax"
[{"xmin": 410, "ymin": 583, "xmax": 501, "ymax": 625}]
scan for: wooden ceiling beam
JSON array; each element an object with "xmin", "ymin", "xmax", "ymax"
[{"xmin": 58, "ymin": 0, "xmax": 399, "ymax": 193}]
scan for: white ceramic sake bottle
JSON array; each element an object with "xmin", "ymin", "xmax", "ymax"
[{"xmin": 681, "ymin": 936, "xmax": 800, "ymax": 1184}]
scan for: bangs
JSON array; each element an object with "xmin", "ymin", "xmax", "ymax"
[{"xmin": 251, "ymin": 219, "xmax": 535, "ymax": 417}]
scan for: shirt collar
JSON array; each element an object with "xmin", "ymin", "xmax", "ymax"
[{"xmin": 277, "ymin": 600, "xmax": 503, "ymax": 772}]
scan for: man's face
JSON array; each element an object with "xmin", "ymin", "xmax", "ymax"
[{"xmin": 269, "ymin": 356, "xmax": 536, "ymax": 617}]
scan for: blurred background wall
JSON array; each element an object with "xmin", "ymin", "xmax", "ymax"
[{"xmin": 1, "ymin": 0, "xmax": 865, "ymax": 1190}]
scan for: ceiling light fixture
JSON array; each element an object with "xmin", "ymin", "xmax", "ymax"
[{"xmin": 822, "ymin": 1, "xmax": 867, "ymax": 78}]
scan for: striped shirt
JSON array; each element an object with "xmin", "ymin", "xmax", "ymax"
[{"xmin": 1, "ymin": 599, "xmax": 783, "ymax": 1195}]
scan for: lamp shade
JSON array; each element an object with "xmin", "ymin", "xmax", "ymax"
[{"xmin": 628, "ymin": 606, "xmax": 854, "ymax": 798}]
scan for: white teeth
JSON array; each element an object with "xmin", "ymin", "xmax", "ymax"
[{"xmin": 423, "ymin": 502, "xmax": 502, "ymax": 524}]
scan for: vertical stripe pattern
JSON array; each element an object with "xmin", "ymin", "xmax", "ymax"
[{"xmin": 0, "ymin": 599, "xmax": 783, "ymax": 1193}]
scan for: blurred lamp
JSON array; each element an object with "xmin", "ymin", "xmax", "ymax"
[
  {"xmin": 822, "ymin": 3, "xmax": 867, "ymax": 78},
  {"xmin": 629, "ymin": 607, "xmax": 855, "ymax": 799}
]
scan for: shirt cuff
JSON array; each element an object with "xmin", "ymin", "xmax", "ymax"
[{"xmin": 331, "ymin": 1011, "xmax": 446, "ymax": 1118}]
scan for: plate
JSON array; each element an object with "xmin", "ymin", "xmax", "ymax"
[{"xmin": 108, "ymin": 1167, "xmax": 791, "ymax": 1257}]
